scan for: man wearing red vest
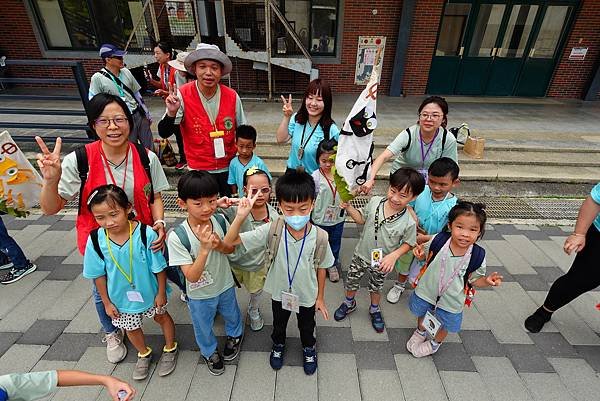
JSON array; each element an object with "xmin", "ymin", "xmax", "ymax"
[{"xmin": 158, "ymin": 44, "xmax": 246, "ymax": 196}]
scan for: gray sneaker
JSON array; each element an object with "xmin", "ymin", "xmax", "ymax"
[
  {"xmin": 103, "ymin": 328, "xmax": 127, "ymax": 363},
  {"xmin": 157, "ymin": 347, "xmax": 178, "ymax": 377},
  {"xmin": 133, "ymin": 354, "xmax": 152, "ymax": 381},
  {"xmin": 248, "ymin": 308, "xmax": 264, "ymax": 331}
]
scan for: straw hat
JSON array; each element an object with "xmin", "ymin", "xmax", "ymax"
[{"xmin": 184, "ymin": 43, "xmax": 232, "ymax": 75}]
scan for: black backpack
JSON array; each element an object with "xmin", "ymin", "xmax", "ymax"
[{"xmin": 75, "ymin": 142, "xmax": 154, "ymax": 214}]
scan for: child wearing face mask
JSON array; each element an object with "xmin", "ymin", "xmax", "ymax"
[{"xmin": 223, "ymin": 169, "xmax": 334, "ymax": 376}]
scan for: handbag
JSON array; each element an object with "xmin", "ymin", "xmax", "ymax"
[
  {"xmin": 154, "ymin": 138, "xmax": 178, "ymax": 167},
  {"xmin": 463, "ymin": 135, "xmax": 485, "ymax": 159}
]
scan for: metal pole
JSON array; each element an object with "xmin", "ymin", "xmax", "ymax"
[{"xmin": 265, "ymin": 0, "xmax": 272, "ymax": 101}]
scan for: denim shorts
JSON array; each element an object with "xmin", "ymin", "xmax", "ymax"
[{"xmin": 408, "ymin": 292, "xmax": 463, "ymax": 333}]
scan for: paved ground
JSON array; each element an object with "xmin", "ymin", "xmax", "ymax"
[{"xmin": 2, "ymin": 213, "xmax": 600, "ymax": 400}]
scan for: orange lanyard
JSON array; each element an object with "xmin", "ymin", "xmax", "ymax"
[
  {"xmin": 320, "ymin": 169, "xmax": 337, "ymax": 204},
  {"xmin": 100, "ymin": 146, "xmax": 129, "ymax": 190}
]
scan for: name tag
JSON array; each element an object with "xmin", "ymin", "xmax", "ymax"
[
  {"xmin": 281, "ymin": 290, "xmax": 300, "ymax": 313},
  {"xmin": 371, "ymin": 248, "xmax": 383, "ymax": 268},
  {"xmin": 423, "ymin": 310, "xmax": 442, "ymax": 338},
  {"xmin": 213, "ymin": 137, "xmax": 226, "ymax": 159},
  {"xmin": 126, "ymin": 290, "xmax": 144, "ymax": 303},
  {"xmin": 323, "ymin": 205, "xmax": 340, "ymax": 224}
]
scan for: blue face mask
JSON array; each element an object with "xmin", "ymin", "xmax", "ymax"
[{"xmin": 284, "ymin": 214, "xmax": 311, "ymax": 231}]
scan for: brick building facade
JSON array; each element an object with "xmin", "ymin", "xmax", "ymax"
[{"xmin": 0, "ymin": 0, "xmax": 598, "ymax": 99}]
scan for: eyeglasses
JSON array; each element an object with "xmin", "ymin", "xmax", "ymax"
[
  {"xmin": 249, "ymin": 187, "xmax": 271, "ymax": 195},
  {"xmin": 95, "ymin": 116, "xmax": 129, "ymax": 128},
  {"xmin": 419, "ymin": 112, "xmax": 443, "ymax": 121}
]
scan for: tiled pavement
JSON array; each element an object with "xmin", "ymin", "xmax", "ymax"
[{"xmin": 2, "ymin": 214, "xmax": 600, "ymax": 400}]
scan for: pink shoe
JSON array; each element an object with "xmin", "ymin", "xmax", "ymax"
[
  {"xmin": 406, "ymin": 330, "xmax": 427, "ymax": 354},
  {"xmin": 411, "ymin": 340, "xmax": 439, "ymax": 358}
]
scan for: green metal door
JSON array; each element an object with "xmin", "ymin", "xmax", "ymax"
[{"xmin": 515, "ymin": 5, "xmax": 574, "ymax": 96}]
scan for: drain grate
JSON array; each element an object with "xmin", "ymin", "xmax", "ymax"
[{"xmin": 64, "ymin": 193, "xmax": 583, "ymax": 220}]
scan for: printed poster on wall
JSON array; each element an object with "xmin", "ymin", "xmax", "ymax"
[
  {"xmin": 355, "ymin": 36, "xmax": 386, "ymax": 85},
  {"xmin": 0, "ymin": 131, "xmax": 43, "ymax": 217},
  {"xmin": 166, "ymin": 0, "xmax": 196, "ymax": 36}
]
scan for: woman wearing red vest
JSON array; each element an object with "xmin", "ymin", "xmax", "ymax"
[
  {"xmin": 147, "ymin": 42, "xmax": 177, "ymax": 98},
  {"xmin": 158, "ymin": 43, "xmax": 247, "ymax": 197},
  {"xmin": 36, "ymin": 94, "xmax": 171, "ymax": 365}
]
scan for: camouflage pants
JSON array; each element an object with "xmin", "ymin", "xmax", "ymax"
[{"xmin": 345, "ymin": 255, "xmax": 386, "ymax": 293}]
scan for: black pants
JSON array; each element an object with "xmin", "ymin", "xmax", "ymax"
[
  {"xmin": 544, "ymin": 225, "xmax": 600, "ymax": 311},
  {"xmin": 271, "ymin": 300, "xmax": 316, "ymax": 347},
  {"xmin": 210, "ymin": 171, "xmax": 232, "ymax": 197},
  {"xmin": 173, "ymin": 125, "xmax": 186, "ymax": 164}
]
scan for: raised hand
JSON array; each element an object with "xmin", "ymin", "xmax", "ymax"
[
  {"xmin": 485, "ymin": 272, "xmax": 503, "ymax": 287},
  {"xmin": 194, "ymin": 224, "xmax": 218, "ymax": 250},
  {"xmin": 35, "ymin": 136, "xmax": 62, "ymax": 183},
  {"xmin": 236, "ymin": 190, "xmax": 260, "ymax": 218},
  {"xmin": 165, "ymin": 83, "xmax": 181, "ymax": 116},
  {"xmin": 280, "ymin": 94, "xmax": 293, "ymax": 117}
]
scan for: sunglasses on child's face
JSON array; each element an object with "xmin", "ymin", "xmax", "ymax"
[{"xmin": 249, "ymin": 187, "xmax": 271, "ymax": 196}]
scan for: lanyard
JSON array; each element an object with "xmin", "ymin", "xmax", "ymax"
[
  {"xmin": 250, "ymin": 204, "xmax": 271, "ymax": 224},
  {"xmin": 100, "ymin": 145, "xmax": 129, "ymax": 190},
  {"xmin": 162, "ymin": 65, "xmax": 171, "ymax": 90},
  {"xmin": 196, "ymin": 82, "xmax": 219, "ymax": 130},
  {"xmin": 373, "ymin": 198, "xmax": 406, "ymax": 245},
  {"xmin": 103, "ymin": 68, "xmax": 125, "ymax": 98},
  {"xmin": 320, "ymin": 169, "xmax": 337, "ymax": 204},
  {"xmin": 419, "ymin": 128, "xmax": 439, "ymax": 168},
  {"xmin": 298, "ymin": 120, "xmax": 321, "ymax": 156},
  {"xmin": 284, "ymin": 224, "xmax": 308, "ymax": 291},
  {"xmin": 424, "ymin": 192, "xmax": 450, "ymax": 233},
  {"xmin": 105, "ymin": 221, "xmax": 135, "ymax": 288},
  {"xmin": 437, "ymin": 239, "xmax": 472, "ymax": 303}
]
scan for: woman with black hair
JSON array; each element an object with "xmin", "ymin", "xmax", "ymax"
[
  {"xmin": 362, "ymin": 96, "xmax": 458, "ymax": 193},
  {"xmin": 147, "ymin": 42, "xmax": 177, "ymax": 98},
  {"xmin": 35, "ymin": 93, "xmax": 171, "ymax": 366},
  {"xmin": 276, "ymin": 79, "xmax": 340, "ymax": 174}
]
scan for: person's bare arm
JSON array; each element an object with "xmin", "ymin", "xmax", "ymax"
[
  {"xmin": 362, "ymin": 149, "xmax": 394, "ymax": 194},
  {"xmin": 56, "ymin": 370, "xmax": 135, "ymax": 401},
  {"xmin": 276, "ymin": 94, "xmax": 293, "ymax": 143},
  {"xmin": 35, "ymin": 136, "xmax": 67, "ymax": 215},
  {"xmin": 564, "ymin": 196, "xmax": 600, "ymax": 255},
  {"xmin": 340, "ymin": 202, "xmax": 365, "ymax": 225}
]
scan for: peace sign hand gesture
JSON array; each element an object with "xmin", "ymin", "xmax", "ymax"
[
  {"xmin": 35, "ymin": 136, "xmax": 62, "ymax": 183},
  {"xmin": 280, "ymin": 94, "xmax": 293, "ymax": 118},
  {"xmin": 165, "ymin": 83, "xmax": 181, "ymax": 117}
]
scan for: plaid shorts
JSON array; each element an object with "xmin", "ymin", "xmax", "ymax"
[
  {"xmin": 345, "ymin": 255, "xmax": 386, "ymax": 293},
  {"xmin": 112, "ymin": 304, "xmax": 168, "ymax": 331}
]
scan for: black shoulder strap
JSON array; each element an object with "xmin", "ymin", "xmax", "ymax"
[
  {"xmin": 401, "ymin": 127, "xmax": 412, "ymax": 153},
  {"xmin": 441, "ymin": 127, "xmax": 447, "ymax": 153},
  {"xmin": 428, "ymin": 231, "xmax": 451, "ymax": 260},
  {"xmin": 464, "ymin": 244, "xmax": 486, "ymax": 288},
  {"xmin": 213, "ymin": 213, "xmax": 227, "ymax": 234},
  {"xmin": 99, "ymin": 69, "xmax": 138, "ymax": 101},
  {"xmin": 140, "ymin": 223, "xmax": 148, "ymax": 248},
  {"xmin": 132, "ymin": 142, "xmax": 154, "ymax": 203},
  {"xmin": 75, "ymin": 146, "xmax": 89, "ymax": 215},
  {"xmin": 90, "ymin": 228, "xmax": 104, "ymax": 261}
]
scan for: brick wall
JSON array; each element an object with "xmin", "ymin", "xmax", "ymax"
[
  {"xmin": 316, "ymin": 1, "xmax": 402, "ymax": 95},
  {"xmin": 401, "ymin": 0, "xmax": 444, "ymax": 96},
  {"xmin": 547, "ymin": 0, "xmax": 600, "ymax": 99}
]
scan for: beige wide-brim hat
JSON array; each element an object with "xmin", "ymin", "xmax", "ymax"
[
  {"xmin": 184, "ymin": 43, "xmax": 232, "ymax": 76},
  {"xmin": 168, "ymin": 51, "xmax": 190, "ymax": 72}
]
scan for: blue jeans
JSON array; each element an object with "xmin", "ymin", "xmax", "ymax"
[
  {"xmin": 317, "ymin": 221, "xmax": 344, "ymax": 266},
  {"xmin": 92, "ymin": 282, "xmax": 118, "ymax": 334},
  {"xmin": 187, "ymin": 286, "xmax": 243, "ymax": 358},
  {"xmin": 0, "ymin": 216, "xmax": 29, "ymax": 269}
]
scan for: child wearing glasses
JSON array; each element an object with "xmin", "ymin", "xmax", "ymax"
[
  {"xmin": 227, "ymin": 125, "xmax": 272, "ymax": 197},
  {"xmin": 219, "ymin": 168, "xmax": 278, "ymax": 331}
]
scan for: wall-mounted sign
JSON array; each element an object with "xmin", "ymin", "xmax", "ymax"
[
  {"xmin": 569, "ymin": 47, "xmax": 588, "ymax": 61},
  {"xmin": 355, "ymin": 36, "xmax": 386, "ymax": 85}
]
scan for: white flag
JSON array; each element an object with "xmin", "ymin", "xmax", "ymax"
[
  {"xmin": 335, "ymin": 68, "xmax": 379, "ymax": 197},
  {"xmin": 0, "ymin": 131, "xmax": 43, "ymax": 217}
]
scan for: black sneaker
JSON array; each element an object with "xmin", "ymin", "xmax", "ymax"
[
  {"xmin": 524, "ymin": 309, "xmax": 551, "ymax": 333},
  {"xmin": 203, "ymin": 351, "xmax": 225, "ymax": 376},
  {"xmin": 269, "ymin": 343, "xmax": 285, "ymax": 370},
  {"xmin": 303, "ymin": 346, "xmax": 318, "ymax": 375},
  {"xmin": 223, "ymin": 333, "xmax": 244, "ymax": 361},
  {"xmin": 0, "ymin": 263, "xmax": 36, "ymax": 284},
  {"xmin": 334, "ymin": 300, "xmax": 357, "ymax": 321},
  {"xmin": 0, "ymin": 252, "xmax": 12, "ymax": 270}
]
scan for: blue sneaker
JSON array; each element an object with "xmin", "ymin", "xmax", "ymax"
[
  {"xmin": 370, "ymin": 310, "xmax": 385, "ymax": 333},
  {"xmin": 269, "ymin": 343, "xmax": 285, "ymax": 370},
  {"xmin": 334, "ymin": 300, "xmax": 356, "ymax": 321},
  {"xmin": 303, "ymin": 346, "xmax": 317, "ymax": 375}
]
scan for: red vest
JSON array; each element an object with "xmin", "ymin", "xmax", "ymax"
[
  {"xmin": 179, "ymin": 82, "xmax": 238, "ymax": 170},
  {"xmin": 75, "ymin": 141, "xmax": 154, "ymax": 254},
  {"xmin": 159, "ymin": 64, "xmax": 177, "ymax": 90}
]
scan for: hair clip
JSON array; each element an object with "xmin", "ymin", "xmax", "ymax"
[
  {"xmin": 245, "ymin": 166, "xmax": 259, "ymax": 176},
  {"xmin": 86, "ymin": 189, "xmax": 100, "ymax": 205}
]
